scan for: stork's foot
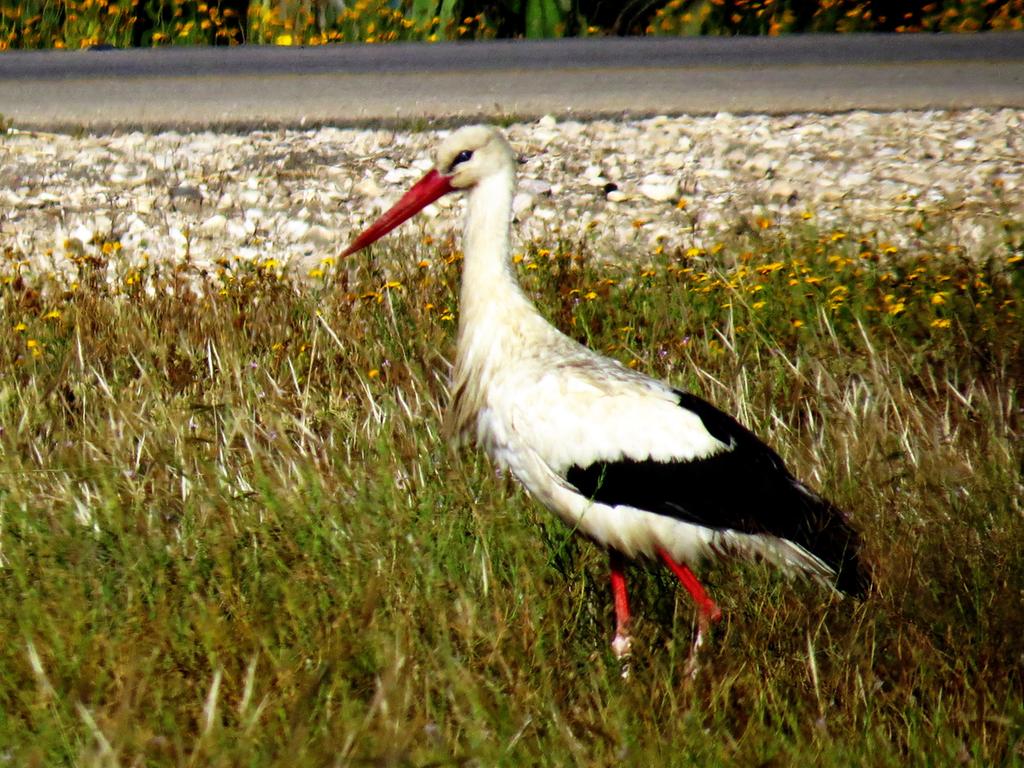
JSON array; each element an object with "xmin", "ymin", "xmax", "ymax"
[
  {"xmin": 612, "ymin": 632, "xmax": 633, "ymax": 678},
  {"xmin": 683, "ymin": 621, "xmax": 708, "ymax": 679},
  {"xmin": 612, "ymin": 631, "xmax": 632, "ymax": 660},
  {"xmin": 609, "ymin": 552, "xmax": 633, "ymax": 678},
  {"xmin": 684, "ymin": 608, "xmax": 721, "ymax": 679}
]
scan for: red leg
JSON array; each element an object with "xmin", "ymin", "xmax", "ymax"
[
  {"xmin": 657, "ymin": 548, "xmax": 723, "ymax": 625},
  {"xmin": 609, "ymin": 551, "xmax": 632, "ymax": 660}
]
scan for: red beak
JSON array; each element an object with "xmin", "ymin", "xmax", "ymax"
[{"xmin": 342, "ymin": 169, "xmax": 454, "ymax": 257}]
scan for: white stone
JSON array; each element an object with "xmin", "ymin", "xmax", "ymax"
[
  {"xmin": 767, "ymin": 180, "xmax": 798, "ymax": 202},
  {"xmin": 282, "ymin": 219, "xmax": 311, "ymax": 241},
  {"xmin": 639, "ymin": 174, "xmax": 679, "ymax": 203},
  {"xmin": 240, "ymin": 189, "xmax": 263, "ymax": 206},
  {"xmin": 303, "ymin": 225, "xmax": 336, "ymax": 245},
  {"xmin": 521, "ymin": 179, "xmax": 552, "ymax": 196},
  {"xmin": 227, "ymin": 220, "xmax": 251, "ymax": 241},
  {"xmin": 839, "ymin": 172, "xmax": 873, "ymax": 189},
  {"xmin": 354, "ymin": 177, "xmax": 383, "ymax": 197},
  {"xmin": 513, "ymin": 192, "xmax": 535, "ymax": 216},
  {"xmin": 93, "ymin": 215, "xmax": 113, "ymax": 237},
  {"xmin": 69, "ymin": 224, "xmax": 93, "ymax": 246},
  {"xmin": 383, "ymin": 168, "xmax": 415, "ymax": 184}
]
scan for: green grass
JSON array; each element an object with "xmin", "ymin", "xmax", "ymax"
[
  {"xmin": 2, "ymin": 0, "xmax": 1022, "ymax": 50},
  {"xmin": 1, "ymin": 216, "xmax": 1022, "ymax": 765}
]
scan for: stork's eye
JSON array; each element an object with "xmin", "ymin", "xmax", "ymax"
[{"xmin": 449, "ymin": 150, "xmax": 473, "ymax": 171}]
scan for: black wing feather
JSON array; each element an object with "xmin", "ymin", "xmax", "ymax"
[{"xmin": 565, "ymin": 390, "xmax": 870, "ymax": 597}]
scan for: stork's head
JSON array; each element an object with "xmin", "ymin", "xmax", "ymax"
[
  {"xmin": 342, "ymin": 125, "xmax": 513, "ymax": 257},
  {"xmin": 434, "ymin": 125, "xmax": 515, "ymax": 190}
]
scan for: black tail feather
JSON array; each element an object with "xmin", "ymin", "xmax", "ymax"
[
  {"xmin": 793, "ymin": 486, "xmax": 871, "ymax": 598},
  {"xmin": 565, "ymin": 389, "xmax": 872, "ymax": 597}
]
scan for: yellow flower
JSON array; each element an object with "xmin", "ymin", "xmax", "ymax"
[
  {"xmin": 685, "ymin": 247, "xmax": 704, "ymax": 258},
  {"xmin": 368, "ymin": 369, "xmax": 380, "ymax": 379},
  {"xmin": 43, "ymin": 310, "xmax": 61, "ymax": 320},
  {"xmin": 308, "ymin": 268, "xmax": 324, "ymax": 278},
  {"xmin": 931, "ymin": 292, "xmax": 948, "ymax": 305},
  {"xmin": 792, "ymin": 319, "xmax": 804, "ymax": 328},
  {"xmin": 752, "ymin": 300, "xmax": 767, "ymax": 310},
  {"xmin": 930, "ymin": 318, "xmax": 952, "ymax": 329},
  {"xmin": 675, "ymin": 198, "xmax": 688, "ymax": 210},
  {"xmin": 830, "ymin": 231, "xmax": 847, "ymax": 242},
  {"xmin": 275, "ymin": 33, "xmax": 293, "ymax": 45},
  {"xmin": 13, "ymin": 322, "xmax": 27, "ymax": 332},
  {"xmin": 584, "ymin": 291, "xmax": 598, "ymax": 300}
]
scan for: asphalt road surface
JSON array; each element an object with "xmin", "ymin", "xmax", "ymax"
[{"xmin": 1, "ymin": 33, "xmax": 1022, "ymax": 131}]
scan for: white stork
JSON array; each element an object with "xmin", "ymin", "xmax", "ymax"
[{"xmin": 343, "ymin": 125, "xmax": 869, "ymax": 662}]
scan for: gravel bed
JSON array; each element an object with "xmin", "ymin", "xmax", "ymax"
[{"xmin": 2, "ymin": 108, "xmax": 1021, "ymax": 290}]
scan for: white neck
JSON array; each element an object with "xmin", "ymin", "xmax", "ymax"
[
  {"xmin": 445, "ymin": 161, "xmax": 558, "ymax": 441},
  {"xmin": 456, "ymin": 165, "xmax": 534, "ymax": 346}
]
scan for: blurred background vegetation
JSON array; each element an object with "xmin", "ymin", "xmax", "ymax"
[{"xmin": 0, "ymin": 0, "xmax": 1022, "ymax": 50}]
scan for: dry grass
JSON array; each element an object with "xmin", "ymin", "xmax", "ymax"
[{"xmin": 1, "ymin": 217, "xmax": 1022, "ymax": 766}]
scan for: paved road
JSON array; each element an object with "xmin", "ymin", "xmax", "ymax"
[{"xmin": 1, "ymin": 33, "xmax": 1022, "ymax": 131}]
